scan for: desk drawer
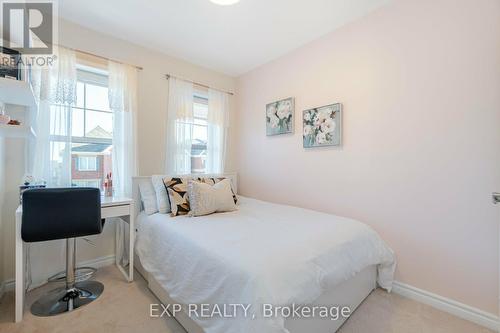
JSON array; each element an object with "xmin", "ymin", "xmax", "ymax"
[{"xmin": 102, "ymin": 204, "xmax": 130, "ymax": 219}]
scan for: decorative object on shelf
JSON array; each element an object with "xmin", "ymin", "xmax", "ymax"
[
  {"xmin": 7, "ymin": 119, "xmax": 21, "ymax": 126},
  {"xmin": 0, "ymin": 47, "xmax": 21, "ymax": 80},
  {"xmin": 303, "ymin": 103, "xmax": 342, "ymax": 148},
  {"xmin": 23, "ymin": 174, "xmax": 35, "ymax": 185},
  {"xmin": 266, "ymin": 97, "xmax": 294, "ymax": 136},
  {"xmin": 19, "ymin": 175, "xmax": 46, "ymax": 204},
  {"xmin": 104, "ymin": 172, "xmax": 113, "ymax": 197}
]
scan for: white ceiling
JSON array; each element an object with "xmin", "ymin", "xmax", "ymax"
[{"xmin": 58, "ymin": 0, "xmax": 389, "ymax": 76}]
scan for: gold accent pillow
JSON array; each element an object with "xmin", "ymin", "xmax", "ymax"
[{"xmin": 163, "ymin": 177, "xmax": 191, "ymax": 217}]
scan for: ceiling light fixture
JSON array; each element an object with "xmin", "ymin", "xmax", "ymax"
[{"xmin": 210, "ymin": 0, "xmax": 240, "ymax": 5}]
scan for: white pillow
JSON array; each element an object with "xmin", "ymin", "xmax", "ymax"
[
  {"xmin": 139, "ymin": 180, "xmax": 158, "ymax": 215},
  {"xmin": 188, "ymin": 178, "xmax": 237, "ymax": 217},
  {"xmin": 151, "ymin": 175, "xmax": 171, "ymax": 214}
]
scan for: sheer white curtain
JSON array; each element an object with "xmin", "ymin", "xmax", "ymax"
[
  {"xmin": 165, "ymin": 77, "xmax": 194, "ymax": 174},
  {"xmin": 108, "ymin": 61, "xmax": 138, "ymax": 267},
  {"xmin": 206, "ymin": 88, "xmax": 230, "ymax": 174},
  {"xmin": 27, "ymin": 47, "xmax": 77, "ymax": 289},
  {"xmin": 108, "ymin": 61, "xmax": 138, "ymax": 196},
  {"xmin": 31, "ymin": 47, "xmax": 77, "ymax": 186}
]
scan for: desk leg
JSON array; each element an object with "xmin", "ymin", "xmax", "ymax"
[
  {"xmin": 115, "ymin": 219, "xmax": 120, "ymax": 267},
  {"xmin": 15, "ymin": 211, "xmax": 24, "ymax": 322},
  {"xmin": 114, "ymin": 206, "xmax": 135, "ymax": 282},
  {"xmin": 128, "ymin": 203, "xmax": 134, "ymax": 282}
]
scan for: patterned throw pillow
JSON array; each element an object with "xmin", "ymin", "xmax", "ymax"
[
  {"xmin": 197, "ymin": 177, "xmax": 238, "ymax": 204},
  {"xmin": 163, "ymin": 177, "xmax": 191, "ymax": 217}
]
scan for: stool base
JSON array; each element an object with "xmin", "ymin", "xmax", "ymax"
[{"xmin": 31, "ymin": 281, "xmax": 104, "ymax": 317}]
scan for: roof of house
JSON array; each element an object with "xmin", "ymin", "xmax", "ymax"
[
  {"xmin": 192, "ymin": 138, "xmax": 207, "ymax": 156},
  {"xmin": 70, "ymin": 126, "xmax": 112, "ymax": 154},
  {"xmin": 86, "ymin": 125, "xmax": 112, "ymax": 139},
  {"xmin": 192, "ymin": 138, "xmax": 206, "ymax": 146}
]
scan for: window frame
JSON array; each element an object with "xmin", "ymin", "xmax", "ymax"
[
  {"xmin": 49, "ymin": 68, "xmax": 112, "ymax": 146},
  {"xmin": 77, "ymin": 155, "xmax": 98, "ymax": 172},
  {"xmin": 74, "ymin": 69, "xmax": 112, "ymax": 145},
  {"xmin": 72, "ymin": 179, "xmax": 101, "ymax": 188},
  {"xmin": 191, "ymin": 90, "xmax": 208, "ymax": 174},
  {"xmin": 192, "ymin": 96, "xmax": 208, "ymax": 151},
  {"xmin": 48, "ymin": 66, "xmax": 113, "ymax": 189}
]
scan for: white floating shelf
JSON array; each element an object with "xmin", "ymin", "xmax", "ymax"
[
  {"xmin": 0, "ymin": 77, "xmax": 36, "ymax": 108},
  {"xmin": 0, "ymin": 123, "xmax": 35, "ymax": 138}
]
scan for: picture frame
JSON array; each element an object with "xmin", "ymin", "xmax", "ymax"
[
  {"xmin": 303, "ymin": 103, "xmax": 342, "ymax": 148},
  {"xmin": 266, "ymin": 97, "xmax": 294, "ymax": 136}
]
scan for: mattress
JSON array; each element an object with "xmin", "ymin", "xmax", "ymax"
[{"xmin": 136, "ymin": 196, "xmax": 395, "ymax": 333}]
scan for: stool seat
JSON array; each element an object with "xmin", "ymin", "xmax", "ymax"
[
  {"xmin": 21, "ymin": 187, "xmax": 105, "ymax": 317},
  {"xmin": 22, "ymin": 188, "xmax": 102, "ymax": 242}
]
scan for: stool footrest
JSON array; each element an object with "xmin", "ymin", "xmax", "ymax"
[{"xmin": 47, "ymin": 267, "xmax": 97, "ymax": 283}]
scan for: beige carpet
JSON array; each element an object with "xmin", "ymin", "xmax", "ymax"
[{"xmin": 0, "ymin": 266, "xmax": 493, "ymax": 333}]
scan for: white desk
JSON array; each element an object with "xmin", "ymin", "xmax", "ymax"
[{"xmin": 15, "ymin": 196, "xmax": 135, "ymax": 322}]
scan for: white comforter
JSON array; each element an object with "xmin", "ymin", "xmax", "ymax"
[{"xmin": 136, "ymin": 196, "xmax": 395, "ymax": 333}]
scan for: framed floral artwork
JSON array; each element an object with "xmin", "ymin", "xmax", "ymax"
[
  {"xmin": 266, "ymin": 97, "xmax": 294, "ymax": 136},
  {"xmin": 303, "ymin": 103, "xmax": 342, "ymax": 148}
]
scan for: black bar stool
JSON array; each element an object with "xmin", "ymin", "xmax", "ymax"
[{"xmin": 22, "ymin": 187, "xmax": 105, "ymax": 317}]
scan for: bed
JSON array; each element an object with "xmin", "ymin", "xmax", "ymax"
[{"xmin": 132, "ymin": 175, "xmax": 395, "ymax": 333}]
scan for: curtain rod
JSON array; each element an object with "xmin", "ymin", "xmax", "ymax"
[
  {"xmin": 56, "ymin": 44, "xmax": 143, "ymax": 70},
  {"xmin": 165, "ymin": 74, "xmax": 234, "ymax": 96}
]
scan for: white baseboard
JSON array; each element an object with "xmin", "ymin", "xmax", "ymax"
[
  {"xmin": 392, "ymin": 281, "xmax": 499, "ymax": 331},
  {"xmin": 2, "ymin": 254, "xmax": 116, "ymax": 293},
  {"xmin": 78, "ymin": 254, "xmax": 116, "ymax": 270}
]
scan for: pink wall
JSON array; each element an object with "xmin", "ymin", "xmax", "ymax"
[{"xmin": 235, "ymin": 0, "xmax": 500, "ymax": 314}]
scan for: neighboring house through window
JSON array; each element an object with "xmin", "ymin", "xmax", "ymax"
[
  {"xmin": 191, "ymin": 87, "xmax": 208, "ymax": 173},
  {"xmin": 51, "ymin": 65, "xmax": 113, "ymax": 189},
  {"xmin": 72, "ymin": 179, "xmax": 101, "ymax": 188},
  {"xmin": 71, "ymin": 67, "xmax": 113, "ymax": 189}
]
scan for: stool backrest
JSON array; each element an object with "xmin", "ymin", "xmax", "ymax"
[{"xmin": 22, "ymin": 188, "xmax": 102, "ymax": 242}]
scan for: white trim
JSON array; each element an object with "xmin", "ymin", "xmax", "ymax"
[
  {"xmin": 3, "ymin": 254, "xmax": 115, "ymax": 293},
  {"xmin": 72, "ymin": 178, "xmax": 102, "ymax": 188},
  {"xmin": 78, "ymin": 254, "xmax": 116, "ymax": 270},
  {"xmin": 392, "ymin": 281, "xmax": 499, "ymax": 331},
  {"xmin": 77, "ymin": 155, "xmax": 98, "ymax": 171}
]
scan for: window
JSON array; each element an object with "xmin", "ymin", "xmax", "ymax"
[
  {"xmin": 51, "ymin": 66, "xmax": 112, "ymax": 189},
  {"xmin": 191, "ymin": 91, "xmax": 208, "ymax": 173},
  {"xmin": 167, "ymin": 82, "xmax": 228, "ymax": 175},
  {"xmin": 71, "ymin": 69, "xmax": 112, "ymax": 189},
  {"xmin": 77, "ymin": 156, "xmax": 97, "ymax": 171}
]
